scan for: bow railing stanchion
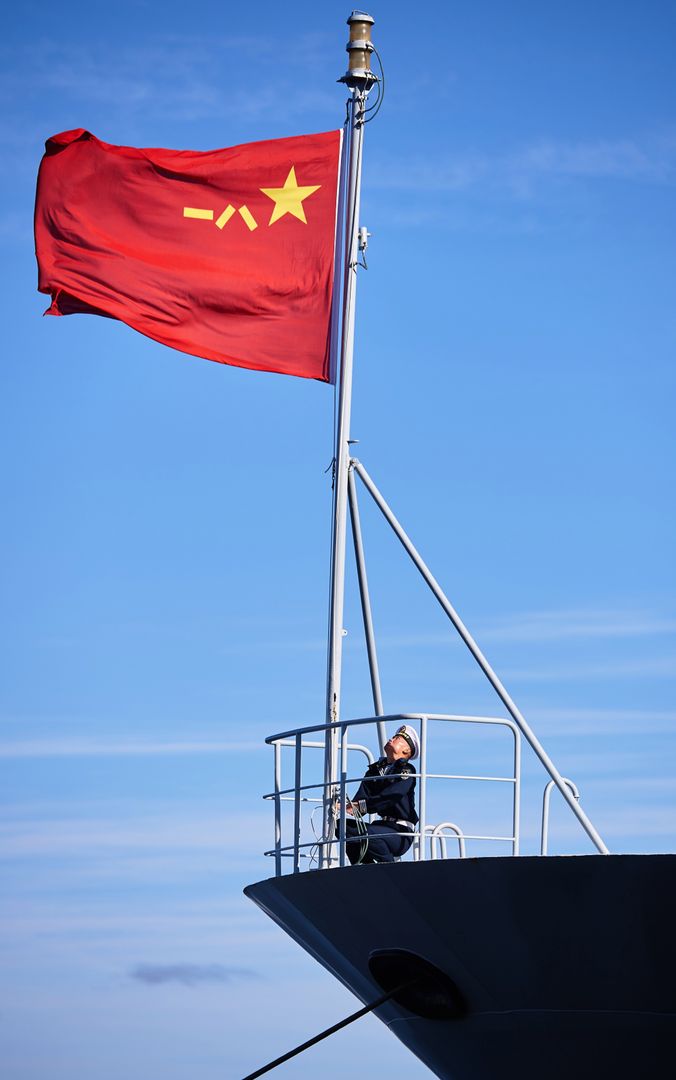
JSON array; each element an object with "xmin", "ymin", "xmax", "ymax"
[
  {"xmin": 273, "ymin": 741, "xmax": 282, "ymax": 877},
  {"xmin": 512, "ymin": 727, "xmax": 522, "ymax": 856},
  {"xmin": 339, "ymin": 725, "xmax": 348, "ymax": 867},
  {"xmin": 417, "ymin": 715, "xmax": 428, "ymax": 862},
  {"xmin": 428, "ymin": 823, "xmax": 466, "ymax": 860},
  {"xmin": 293, "ymin": 732, "xmax": 302, "ymax": 874},
  {"xmin": 541, "ymin": 777, "xmax": 580, "ymax": 855}
]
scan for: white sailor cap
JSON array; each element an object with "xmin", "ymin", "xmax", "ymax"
[{"xmin": 394, "ymin": 724, "xmax": 420, "ymax": 760}]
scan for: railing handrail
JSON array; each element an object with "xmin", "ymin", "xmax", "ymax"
[
  {"xmin": 265, "ymin": 830, "xmax": 515, "ymax": 860},
  {"xmin": 275, "ymin": 738, "xmax": 375, "ymax": 763},
  {"xmin": 264, "ymin": 768, "xmax": 517, "ymax": 802},
  {"xmin": 267, "ymin": 711, "xmax": 521, "ymax": 744}
]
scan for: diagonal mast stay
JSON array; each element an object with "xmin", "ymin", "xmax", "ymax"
[{"xmin": 323, "ymin": 11, "xmax": 608, "ymax": 866}]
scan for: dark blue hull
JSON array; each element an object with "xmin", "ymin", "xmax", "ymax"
[{"xmin": 246, "ymin": 854, "xmax": 676, "ymax": 1078}]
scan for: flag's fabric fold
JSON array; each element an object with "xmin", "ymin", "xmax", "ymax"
[{"xmin": 35, "ymin": 127, "xmax": 342, "ymax": 382}]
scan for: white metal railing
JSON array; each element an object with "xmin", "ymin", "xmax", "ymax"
[
  {"xmin": 540, "ymin": 777, "xmax": 581, "ymax": 855},
  {"xmin": 426, "ymin": 822, "xmax": 467, "ymax": 860},
  {"xmin": 268, "ymin": 738, "xmax": 375, "ymax": 876},
  {"xmin": 263, "ymin": 713, "xmax": 522, "ymax": 874}
]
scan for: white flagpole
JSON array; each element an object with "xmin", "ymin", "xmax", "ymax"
[{"xmin": 322, "ymin": 11, "xmax": 377, "ymax": 868}]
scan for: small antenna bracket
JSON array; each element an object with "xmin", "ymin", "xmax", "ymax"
[{"xmin": 357, "ymin": 225, "xmax": 370, "ymax": 268}]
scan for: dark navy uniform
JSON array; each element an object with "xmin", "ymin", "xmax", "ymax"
[{"xmin": 339, "ymin": 757, "xmax": 418, "ymax": 865}]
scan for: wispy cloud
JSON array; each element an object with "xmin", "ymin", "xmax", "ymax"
[
  {"xmin": 592, "ymin": 775, "xmax": 676, "ymax": 797},
  {"xmin": 217, "ymin": 606, "xmax": 676, "ymax": 659},
  {"xmin": 1, "ymin": 32, "xmax": 337, "ymax": 128},
  {"xmin": 477, "ymin": 609, "xmax": 676, "ymax": 644},
  {"xmin": 550, "ymin": 803, "xmax": 676, "ymax": 842},
  {"xmin": 532, "ymin": 706, "xmax": 676, "ymax": 737},
  {"xmin": 514, "ymin": 136, "xmax": 674, "ymax": 181},
  {"xmin": 3, "ymin": 899, "xmax": 279, "ymax": 948},
  {"xmin": 130, "ymin": 962, "xmax": 258, "ymax": 986},
  {"xmin": 503, "ymin": 654, "xmax": 676, "ymax": 682},
  {"xmin": 0, "ymin": 737, "xmax": 263, "ymax": 759},
  {"xmin": 369, "ymin": 131, "xmax": 676, "ymax": 198},
  {"xmin": 0, "ymin": 808, "xmax": 269, "ymax": 858}
]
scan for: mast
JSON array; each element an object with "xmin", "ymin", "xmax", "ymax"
[{"xmin": 322, "ymin": 11, "xmax": 377, "ymax": 867}]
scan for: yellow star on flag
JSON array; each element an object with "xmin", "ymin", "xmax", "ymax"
[{"xmin": 260, "ymin": 166, "xmax": 321, "ymax": 225}]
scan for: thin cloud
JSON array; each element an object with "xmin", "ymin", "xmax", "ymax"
[
  {"xmin": 515, "ymin": 137, "xmax": 666, "ymax": 180},
  {"xmin": 503, "ymin": 654, "xmax": 676, "ymax": 682},
  {"xmin": 339, "ymin": 608, "xmax": 676, "ymax": 650},
  {"xmin": 0, "ymin": 737, "xmax": 263, "ymax": 759},
  {"xmin": 5, "ymin": 899, "xmax": 280, "ymax": 947},
  {"xmin": 592, "ymin": 776, "xmax": 676, "ymax": 796},
  {"xmin": 551, "ymin": 803, "xmax": 676, "ymax": 841},
  {"xmin": 477, "ymin": 609, "xmax": 676, "ymax": 644},
  {"xmin": 1, "ymin": 33, "xmax": 337, "ymax": 126},
  {"xmin": 532, "ymin": 706, "xmax": 676, "ymax": 737},
  {"xmin": 221, "ymin": 606, "xmax": 676, "ymax": 656},
  {"xmin": 370, "ymin": 131, "xmax": 676, "ymax": 197},
  {"xmin": 0, "ymin": 808, "xmax": 270, "ymax": 858},
  {"xmin": 130, "ymin": 962, "xmax": 258, "ymax": 986}
]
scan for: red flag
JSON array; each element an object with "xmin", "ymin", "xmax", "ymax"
[{"xmin": 34, "ymin": 128, "xmax": 342, "ymax": 382}]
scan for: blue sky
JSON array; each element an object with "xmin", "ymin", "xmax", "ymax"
[{"xmin": 2, "ymin": 1, "xmax": 675, "ymax": 1077}]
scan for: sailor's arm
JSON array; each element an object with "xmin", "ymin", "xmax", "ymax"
[{"xmin": 336, "ymin": 761, "xmax": 381, "ymax": 816}]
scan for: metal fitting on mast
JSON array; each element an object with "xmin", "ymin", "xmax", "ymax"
[{"xmin": 340, "ymin": 10, "xmax": 378, "ymax": 88}]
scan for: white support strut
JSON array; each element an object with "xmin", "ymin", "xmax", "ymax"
[{"xmin": 351, "ymin": 457, "xmax": 610, "ymax": 857}]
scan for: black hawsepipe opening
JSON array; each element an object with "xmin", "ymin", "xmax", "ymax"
[{"xmin": 368, "ymin": 948, "xmax": 468, "ymax": 1020}]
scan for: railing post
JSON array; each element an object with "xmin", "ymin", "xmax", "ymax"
[
  {"xmin": 273, "ymin": 741, "xmax": 282, "ymax": 877},
  {"xmin": 512, "ymin": 728, "xmax": 521, "ymax": 856},
  {"xmin": 339, "ymin": 725, "xmax": 348, "ymax": 868},
  {"xmin": 293, "ymin": 733, "xmax": 302, "ymax": 874},
  {"xmin": 418, "ymin": 716, "xmax": 427, "ymax": 862},
  {"xmin": 541, "ymin": 777, "xmax": 580, "ymax": 855}
]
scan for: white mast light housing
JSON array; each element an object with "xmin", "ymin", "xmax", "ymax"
[{"xmin": 342, "ymin": 10, "xmax": 377, "ymax": 86}]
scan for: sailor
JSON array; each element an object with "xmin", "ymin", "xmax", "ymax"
[{"xmin": 336, "ymin": 724, "xmax": 420, "ymax": 865}]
